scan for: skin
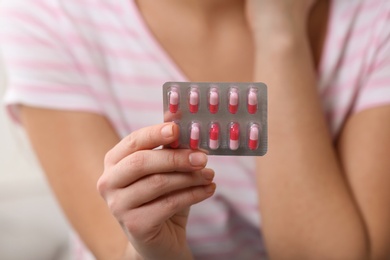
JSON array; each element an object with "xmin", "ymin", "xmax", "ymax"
[{"xmin": 19, "ymin": 0, "xmax": 390, "ymax": 259}]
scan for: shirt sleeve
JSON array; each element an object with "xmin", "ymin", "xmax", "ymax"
[
  {"xmin": 353, "ymin": 5, "xmax": 390, "ymax": 114},
  {"xmin": 0, "ymin": 0, "xmax": 103, "ymax": 124}
]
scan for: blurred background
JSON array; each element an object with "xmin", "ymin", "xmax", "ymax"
[{"xmin": 0, "ymin": 55, "xmax": 72, "ymax": 259}]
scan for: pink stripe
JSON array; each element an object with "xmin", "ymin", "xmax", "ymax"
[
  {"xmin": 10, "ymin": 82, "xmax": 90, "ymax": 95},
  {"xmin": 7, "ymin": 59, "xmax": 167, "ymax": 86},
  {"xmin": 196, "ymin": 238, "xmax": 267, "ymax": 260},
  {"xmin": 322, "ymin": 77, "xmax": 361, "ymax": 98},
  {"xmin": 335, "ymin": 13, "xmax": 388, "ymax": 48},
  {"xmin": 7, "ymin": 60, "xmax": 83, "ymax": 71},
  {"xmin": 339, "ymin": 48, "xmax": 369, "ymax": 69},
  {"xmin": 194, "ymin": 238, "xmax": 266, "ymax": 260},
  {"xmin": 188, "ymin": 218, "xmax": 259, "ymax": 246},
  {"xmin": 10, "ymin": 82, "xmax": 164, "ymax": 111},
  {"xmin": 189, "ymin": 203, "xmax": 257, "ymax": 227},
  {"xmin": 31, "ymin": 0, "xmax": 63, "ymax": 17},
  {"xmin": 67, "ymin": 0, "xmax": 125, "ymax": 15},
  {"xmin": 340, "ymin": 0, "xmax": 383, "ymax": 19},
  {"xmin": 365, "ymin": 77, "xmax": 390, "ymax": 87},
  {"xmin": 67, "ymin": 15, "xmax": 138, "ymax": 37},
  {"xmin": 367, "ymin": 58, "xmax": 390, "ymax": 75},
  {"xmin": 1, "ymin": 10, "xmax": 63, "ymax": 44},
  {"xmin": 0, "ymin": 33, "xmax": 54, "ymax": 47},
  {"xmin": 189, "ymin": 212, "xmax": 228, "ymax": 226},
  {"xmin": 66, "ymin": 34, "xmax": 156, "ymax": 61},
  {"xmin": 189, "ymin": 209, "xmax": 257, "ymax": 227}
]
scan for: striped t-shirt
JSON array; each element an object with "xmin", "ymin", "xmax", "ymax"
[{"xmin": 1, "ymin": 0, "xmax": 390, "ymax": 259}]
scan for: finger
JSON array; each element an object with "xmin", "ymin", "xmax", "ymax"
[
  {"xmin": 114, "ymin": 169, "xmax": 215, "ymax": 209},
  {"xmin": 106, "ymin": 149, "xmax": 208, "ymax": 188},
  {"xmin": 105, "ymin": 123, "xmax": 179, "ymax": 165},
  {"xmin": 120, "ymin": 183, "xmax": 217, "ymax": 240},
  {"xmin": 163, "ymin": 109, "xmax": 182, "ymax": 122}
]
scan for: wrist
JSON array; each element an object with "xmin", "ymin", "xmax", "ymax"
[
  {"xmin": 246, "ymin": 4, "xmax": 311, "ymax": 44},
  {"xmin": 252, "ymin": 29, "xmax": 310, "ymax": 60}
]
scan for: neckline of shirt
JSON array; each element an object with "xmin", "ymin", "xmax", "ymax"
[
  {"xmin": 122, "ymin": 0, "xmax": 189, "ymax": 82},
  {"xmin": 120, "ymin": 0, "xmax": 354, "ymax": 86}
]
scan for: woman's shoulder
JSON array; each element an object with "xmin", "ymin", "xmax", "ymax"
[{"xmin": 0, "ymin": 0, "xmax": 137, "ymax": 29}]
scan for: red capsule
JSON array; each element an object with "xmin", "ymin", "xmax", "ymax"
[
  {"xmin": 228, "ymin": 88, "xmax": 239, "ymax": 114},
  {"xmin": 208, "ymin": 88, "xmax": 219, "ymax": 114},
  {"xmin": 209, "ymin": 123, "xmax": 220, "ymax": 150},
  {"xmin": 169, "ymin": 89, "xmax": 179, "ymax": 113},
  {"xmin": 248, "ymin": 124, "xmax": 259, "ymax": 150},
  {"xmin": 229, "ymin": 122, "xmax": 240, "ymax": 150},
  {"xmin": 189, "ymin": 88, "xmax": 199, "ymax": 113},
  {"xmin": 247, "ymin": 87, "xmax": 258, "ymax": 114},
  {"xmin": 170, "ymin": 139, "xmax": 180, "ymax": 149},
  {"xmin": 190, "ymin": 123, "xmax": 200, "ymax": 150}
]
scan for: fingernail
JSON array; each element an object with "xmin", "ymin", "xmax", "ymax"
[
  {"xmin": 189, "ymin": 152, "xmax": 207, "ymax": 167},
  {"xmin": 205, "ymin": 183, "xmax": 216, "ymax": 194},
  {"xmin": 201, "ymin": 169, "xmax": 215, "ymax": 181},
  {"xmin": 161, "ymin": 124, "xmax": 173, "ymax": 138}
]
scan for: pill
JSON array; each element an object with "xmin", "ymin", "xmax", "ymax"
[
  {"xmin": 209, "ymin": 123, "xmax": 220, "ymax": 150},
  {"xmin": 229, "ymin": 122, "xmax": 240, "ymax": 150},
  {"xmin": 190, "ymin": 123, "xmax": 200, "ymax": 149},
  {"xmin": 248, "ymin": 124, "xmax": 259, "ymax": 150},
  {"xmin": 228, "ymin": 88, "xmax": 239, "ymax": 114},
  {"xmin": 189, "ymin": 88, "xmax": 199, "ymax": 113},
  {"xmin": 169, "ymin": 89, "xmax": 179, "ymax": 113},
  {"xmin": 248, "ymin": 88, "xmax": 258, "ymax": 114},
  {"xmin": 208, "ymin": 88, "xmax": 219, "ymax": 114}
]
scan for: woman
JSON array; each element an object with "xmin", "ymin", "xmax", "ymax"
[{"xmin": 1, "ymin": 0, "xmax": 390, "ymax": 259}]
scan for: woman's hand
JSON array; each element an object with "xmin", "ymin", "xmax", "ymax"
[{"xmin": 97, "ymin": 123, "xmax": 216, "ymax": 259}]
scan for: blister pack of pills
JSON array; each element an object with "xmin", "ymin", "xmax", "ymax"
[{"xmin": 162, "ymin": 82, "xmax": 268, "ymax": 156}]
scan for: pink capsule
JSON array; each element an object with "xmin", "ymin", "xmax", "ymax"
[
  {"xmin": 208, "ymin": 88, "xmax": 219, "ymax": 114},
  {"xmin": 228, "ymin": 88, "xmax": 239, "ymax": 114},
  {"xmin": 189, "ymin": 88, "xmax": 199, "ymax": 113},
  {"xmin": 170, "ymin": 139, "xmax": 180, "ymax": 149},
  {"xmin": 229, "ymin": 122, "xmax": 240, "ymax": 150},
  {"xmin": 248, "ymin": 124, "xmax": 259, "ymax": 150},
  {"xmin": 209, "ymin": 123, "xmax": 219, "ymax": 150},
  {"xmin": 169, "ymin": 89, "xmax": 179, "ymax": 113},
  {"xmin": 248, "ymin": 88, "xmax": 258, "ymax": 114},
  {"xmin": 190, "ymin": 123, "xmax": 200, "ymax": 150}
]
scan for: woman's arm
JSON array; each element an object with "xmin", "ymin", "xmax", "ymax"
[
  {"xmin": 20, "ymin": 106, "xmax": 129, "ymax": 260},
  {"xmin": 248, "ymin": 1, "xmax": 390, "ymax": 259}
]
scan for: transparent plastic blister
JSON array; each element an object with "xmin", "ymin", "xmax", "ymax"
[{"xmin": 163, "ymin": 82, "xmax": 268, "ymax": 156}]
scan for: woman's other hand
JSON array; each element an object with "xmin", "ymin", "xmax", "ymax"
[{"xmin": 97, "ymin": 123, "xmax": 216, "ymax": 259}]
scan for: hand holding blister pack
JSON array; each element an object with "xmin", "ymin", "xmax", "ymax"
[{"xmin": 163, "ymin": 82, "xmax": 268, "ymax": 156}]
